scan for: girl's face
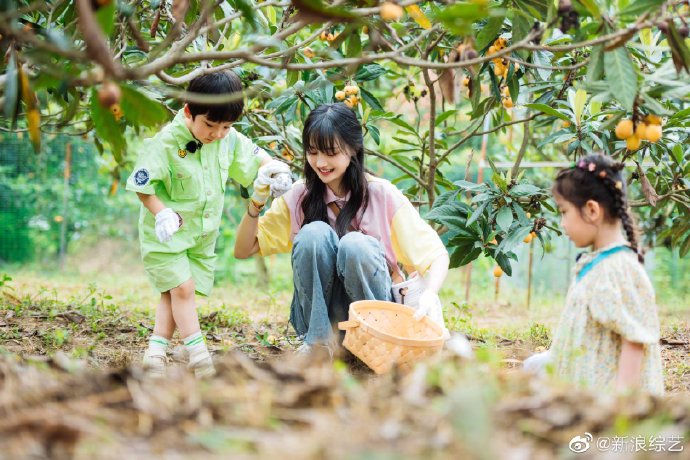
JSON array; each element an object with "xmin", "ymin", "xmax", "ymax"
[
  {"xmin": 306, "ymin": 142, "xmax": 352, "ymax": 194},
  {"xmin": 554, "ymin": 194, "xmax": 599, "ymax": 248}
]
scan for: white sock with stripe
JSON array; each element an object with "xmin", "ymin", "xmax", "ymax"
[
  {"xmin": 147, "ymin": 335, "xmax": 169, "ymax": 356},
  {"xmin": 183, "ymin": 331, "xmax": 210, "ymax": 361}
]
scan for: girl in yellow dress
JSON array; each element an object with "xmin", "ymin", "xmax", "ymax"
[{"xmin": 525, "ymin": 154, "xmax": 664, "ymax": 395}]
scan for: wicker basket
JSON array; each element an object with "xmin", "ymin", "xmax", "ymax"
[{"xmin": 337, "ymin": 300, "xmax": 449, "ymax": 374}]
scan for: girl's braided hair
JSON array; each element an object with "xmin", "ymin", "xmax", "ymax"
[{"xmin": 553, "ymin": 154, "xmax": 644, "ymax": 263}]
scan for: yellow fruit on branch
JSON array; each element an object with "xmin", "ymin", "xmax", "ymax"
[
  {"xmin": 303, "ymin": 47, "xmax": 315, "ymax": 58},
  {"xmin": 643, "ymin": 114, "xmax": 662, "ymax": 125},
  {"xmin": 635, "ymin": 122, "xmax": 647, "ymax": 140},
  {"xmin": 615, "ymin": 119, "xmax": 634, "ymax": 139},
  {"xmin": 493, "ymin": 266, "xmax": 504, "ymax": 278},
  {"xmin": 523, "ymin": 233, "xmax": 533, "ymax": 243},
  {"xmin": 645, "ymin": 124, "xmax": 662, "ymax": 143},
  {"xmin": 335, "ymin": 90, "xmax": 346, "ymax": 101},
  {"xmin": 494, "ymin": 37, "xmax": 508, "ymax": 49},
  {"xmin": 320, "ymin": 31, "xmax": 328, "ymax": 41},
  {"xmin": 626, "ymin": 134, "xmax": 641, "ymax": 150},
  {"xmin": 110, "ymin": 103, "xmax": 123, "ymax": 121},
  {"xmin": 563, "ymin": 121, "xmax": 571, "ymax": 128},
  {"xmin": 344, "ymin": 95, "xmax": 358, "ymax": 108},
  {"xmin": 344, "ymin": 85, "xmax": 359, "ymax": 96},
  {"xmin": 502, "ymin": 98, "xmax": 513, "ymax": 109},
  {"xmin": 380, "ymin": 1, "xmax": 403, "ymax": 21}
]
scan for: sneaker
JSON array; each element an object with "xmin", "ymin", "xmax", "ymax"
[
  {"xmin": 142, "ymin": 349, "xmax": 167, "ymax": 378},
  {"xmin": 295, "ymin": 341, "xmax": 336, "ymax": 360},
  {"xmin": 188, "ymin": 352, "xmax": 216, "ymax": 379}
]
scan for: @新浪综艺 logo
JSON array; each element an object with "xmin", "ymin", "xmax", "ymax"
[{"xmin": 569, "ymin": 432, "xmax": 593, "ymax": 453}]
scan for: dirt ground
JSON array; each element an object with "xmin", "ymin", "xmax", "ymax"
[{"xmin": 1, "ymin": 273, "xmax": 689, "ymax": 459}]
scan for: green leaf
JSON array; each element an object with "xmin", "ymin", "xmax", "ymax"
[
  {"xmin": 509, "ymin": 183, "xmax": 542, "ymax": 196},
  {"xmin": 91, "ymin": 88, "xmax": 126, "ymax": 164},
  {"xmin": 524, "ymin": 103, "xmax": 571, "ymax": 121},
  {"xmin": 619, "ymin": 0, "xmax": 664, "ymax": 17},
  {"xmin": 359, "ymin": 87, "xmax": 383, "ymax": 111},
  {"xmin": 387, "ymin": 116, "xmax": 417, "ymax": 134},
  {"xmin": 347, "ymin": 32, "xmax": 362, "ymax": 58},
  {"xmin": 499, "ymin": 225, "xmax": 532, "ymax": 253},
  {"xmin": 573, "ymin": 89, "xmax": 587, "ymax": 125},
  {"xmin": 435, "ymin": 109, "xmax": 457, "ymax": 126},
  {"xmin": 95, "ymin": 2, "xmax": 116, "ymax": 36},
  {"xmin": 355, "ymin": 64, "xmax": 387, "ymax": 81},
  {"xmin": 511, "ymin": 14, "xmax": 532, "ymax": 59},
  {"xmin": 120, "ymin": 86, "xmax": 170, "ymax": 128},
  {"xmin": 604, "ymin": 47, "xmax": 638, "ymax": 111},
  {"xmin": 576, "ymin": 0, "xmax": 600, "ymax": 17},
  {"xmin": 266, "ymin": 5, "xmax": 276, "ymax": 25},
  {"xmin": 496, "ymin": 206, "xmax": 513, "ymax": 232},
  {"xmin": 467, "ymin": 201, "xmax": 489, "ymax": 227},
  {"xmin": 449, "ymin": 244, "xmax": 482, "ymax": 268},
  {"xmin": 514, "ymin": 0, "xmax": 548, "ymax": 19},
  {"xmin": 495, "ymin": 252, "xmax": 513, "ymax": 276},
  {"xmin": 366, "ymin": 124, "xmax": 380, "ymax": 144},
  {"xmin": 476, "ymin": 16, "xmax": 505, "ymax": 50},
  {"xmin": 533, "ymin": 50, "xmax": 553, "ymax": 80},
  {"xmin": 453, "ymin": 180, "xmax": 487, "ymax": 191},
  {"xmin": 228, "ymin": 0, "xmax": 258, "ymax": 29},
  {"xmin": 586, "ymin": 45, "xmax": 605, "ymax": 82},
  {"xmin": 435, "ymin": 3, "xmax": 488, "ymax": 36}
]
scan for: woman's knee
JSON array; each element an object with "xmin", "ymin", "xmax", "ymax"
[
  {"xmin": 338, "ymin": 232, "xmax": 384, "ymax": 271},
  {"xmin": 293, "ymin": 221, "xmax": 338, "ymax": 254}
]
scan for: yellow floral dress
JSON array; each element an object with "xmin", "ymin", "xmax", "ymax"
[{"xmin": 550, "ymin": 243, "xmax": 664, "ymax": 396}]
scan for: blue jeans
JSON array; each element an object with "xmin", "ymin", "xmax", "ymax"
[{"xmin": 290, "ymin": 221, "xmax": 393, "ymax": 345}]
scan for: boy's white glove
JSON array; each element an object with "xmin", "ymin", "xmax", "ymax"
[
  {"xmin": 252, "ymin": 160, "xmax": 292, "ymax": 204},
  {"xmin": 155, "ymin": 208, "xmax": 181, "ymax": 243},
  {"xmin": 413, "ymin": 289, "xmax": 444, "ymax": 327}
]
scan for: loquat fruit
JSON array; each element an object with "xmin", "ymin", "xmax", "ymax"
[
  {"xmin": 635, "ymin": 122, "xmax": 647, "ymax": 140},
  {"xmin": 493, "ymin": 266, "xmax": 504, "ymax": 277},
  {"xmin": 615, "ymin": 119, "xmax": 634, "ymax": 139},
  {"xmin": 344, "ymin": 85, "xmax": 359, "ymax": 96},
  {"xmin": 335, "ymin": 90, "xmax": 346, "ymax": 101},
  {"xmin": 626, "ymin": 134, "xmax": 641, "ymax": 150},
  {"xmin": 380, "ymin": 1, "xmax": 404, "ymax": 21},
  {"xmin": 645, "ymin": 124, "xmax": 662, "ymax": 143}
]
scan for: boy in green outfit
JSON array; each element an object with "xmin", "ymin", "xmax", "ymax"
[{"xmin": 126, "ymin": 71, "xmax": 291, "ymax": 377}]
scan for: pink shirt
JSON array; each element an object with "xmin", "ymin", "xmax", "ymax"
[{"xmin": 257, "ymin": 176, "xmax": 447, "ymax": 278}]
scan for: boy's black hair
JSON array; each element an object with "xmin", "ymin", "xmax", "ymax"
[
  {"xmin": 186, "ymin": 71, "xmax": 244, "ymax": 122},
  {"xmin": 553, "ymin": 154, "xmax": 643, "ymax": 263},
  {"xmin": 300, "ymin": 103, "xmax": 369, "ymax": 238}
]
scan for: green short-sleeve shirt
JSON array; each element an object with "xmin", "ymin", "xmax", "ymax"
[{"xmin": 126, "ymin": 111, "xmax": 265, "ymax": 294}]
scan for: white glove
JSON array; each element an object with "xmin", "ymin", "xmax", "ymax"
[
  {"xmin": 252, "ymin": 160, "xmax": 291, "ymax": 204},
  {"xmin": 270, "ymin": 171, "xmax": 293, "ymax": 197},
  {"xmin": 413, "ymin": 289, "xmax": 444, "ymax": 327},
  {"xmin": 155, "ymin": 208, "xmax": 181, "ymax": 243},
  {"xmin": 523, "ymin": 350, "xmax": 552, "ymax": 377}
]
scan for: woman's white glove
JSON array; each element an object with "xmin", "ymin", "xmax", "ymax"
[
  {"xmin": 155, "ymin": 208, "xmax": 181, "ymax": 243},
  {"xmin": 252, "ymin": 160, "xmax": 292, "ymax": 204},
  {"xmin": 412, "ymin": 289, "xmax": 444, "ymax": 327}
]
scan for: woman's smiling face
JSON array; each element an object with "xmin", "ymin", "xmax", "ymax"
[{"xmin": 306, "ymin": 140, "xmax": 352, "ymax": 195}]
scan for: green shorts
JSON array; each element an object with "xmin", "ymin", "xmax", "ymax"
[{"xmin": 140, "ymin": 215, "xmax": 219, "ymax": 296}]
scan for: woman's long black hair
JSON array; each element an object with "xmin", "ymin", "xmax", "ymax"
[{"xmin": 301, "ymin": 103, "xmax": 368, "ymax": 237}]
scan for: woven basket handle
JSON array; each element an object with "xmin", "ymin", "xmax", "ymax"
[{"xmin": 337, "ymin": 320, "xmax": 359, "ymax": 330}]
